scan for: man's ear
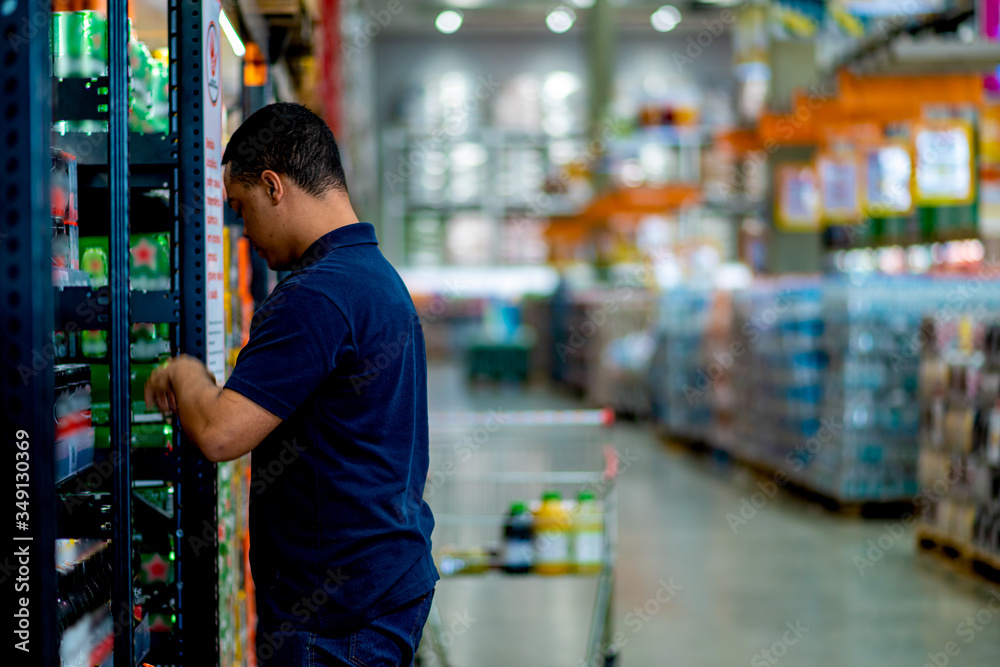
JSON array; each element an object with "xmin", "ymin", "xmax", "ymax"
[{"xmin": 260, "ymin": 170, "xmax": 285, "ymax": 204}]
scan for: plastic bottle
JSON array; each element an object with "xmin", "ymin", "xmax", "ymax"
[
  {"xmin": 573, "ymin": 490, "xmax": 605, "ymax": 574},
  {"xmin": 81, "ymin": 330, "xmax": 107, "ymax": 360},
  {"xmin": 533, "ymin": 491, "xmax": 571, "ymax": 575},
  {"xmin": 130, "ymin": 323, "xmax": 162, "ymax": 362},
  {"xmin": 81, "ymin": 246, "xmax": 108, "ymax": 288},
  {"xmin": 502, "ymin": 502, "xmax": 533, "ymax": 574},
  {"xmin": 130, "ymin": 234, "xmax": 170, "ymax": 291}
]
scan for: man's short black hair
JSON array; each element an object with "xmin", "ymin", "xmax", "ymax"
[{"xmin": 222, "ymin": 102, "xmax": 347, "ymax": 197}]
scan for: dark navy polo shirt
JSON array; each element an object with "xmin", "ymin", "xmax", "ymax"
[{"xmin": 225, "ymin": 222, "xmax": 438, "ymax": 630}]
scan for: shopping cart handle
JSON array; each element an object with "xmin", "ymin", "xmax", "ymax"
[{"xmin": 603, "ymin": 445, "xmax": 619, "ymax": 481}]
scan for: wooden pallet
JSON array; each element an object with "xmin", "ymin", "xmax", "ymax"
[
  {"xmin": 658, "ymin": 432, "xmax": 915, "ymax": 518},
  {"xmin": 916, "ymin": 524, "xmax": 1000, "ymax": 584}
]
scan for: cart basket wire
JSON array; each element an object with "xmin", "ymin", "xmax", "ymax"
[{"xmin": 418, "ymin": 409, "xmax": 620, "ymax": 667}]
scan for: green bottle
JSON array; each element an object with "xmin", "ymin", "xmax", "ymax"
[
  {"xmin": 81, "ymin": 330, "xmax": 107, "ymax": 360},
  {"xmin": 81, "ymin": 246, "xmax": 108, "ymax": 288},
  {"xmin": 51, "ymin": 11, "xmax": 108, "ymax": 79},
  {"xmin": 130, "ymin": 234, "xmax": 170, "ymax": 291},
  {"xmin": 131, "ymin": 323, "xmax": 162, "ymax": 362}
]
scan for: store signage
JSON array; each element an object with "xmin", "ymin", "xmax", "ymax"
[
  {"xmin": 979, "ymin": 106, "xmax": 1000, "ymax": 238},
  {"xmin": 775, "ymin": 163, "xmax": 820, "ymax": 232},
  {"xmin": 204, "ymin": 0, "xmax": 226, "ymax": 381},
  {"xmin": 862, "ymin": 143, "xmax": 913, "ymax": 218},
  {"xmin": 816, "ymin": 152, "xmax": 861, "ymax": 224},
  {"xmin": 914, "ymin": 120, "xmax": 975, "ymax": 206}
]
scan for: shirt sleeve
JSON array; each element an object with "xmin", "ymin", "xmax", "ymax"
[{"xmin": 225, "ymin": 284, "xmax": 353, "ymax": 419}]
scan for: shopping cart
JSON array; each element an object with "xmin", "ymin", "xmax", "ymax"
[{"xmin": 417, "ymin": 409, "xmax": 619, "ymax": 667}]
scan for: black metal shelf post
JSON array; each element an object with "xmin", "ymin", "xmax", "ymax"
[
  {"xmin": 2, "ymin": 0, "xmax": 57, "ymax": 663},
  {"xmin": 108, "ymin": 0, "xmax": 133, "ymax": 662},
  {"xmin": 173, "ymin": 0, "xmax": 222, "ymax": 661}
]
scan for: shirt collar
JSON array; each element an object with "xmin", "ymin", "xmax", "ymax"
[{"xmin": 291, "ymin": 223, "xmax": 378, "ymax": 271}]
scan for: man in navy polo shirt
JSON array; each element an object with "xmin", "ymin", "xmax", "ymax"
[{"xmin": 145, "ymin": 103, "xmax": 438, "ymax": 666}]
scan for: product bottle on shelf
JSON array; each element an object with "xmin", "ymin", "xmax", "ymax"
[
  {"xmin": 977, "ymin": 324, "xmax": 1000, "ymax": 412},
  {"xmin": 501, "ymin": 502, "xmax": 533, "ymax": 574},
  {"xmin": 130, "ymin": 233, "xmax": 171, "ymax": 292},
  {"xmin": 51, "ymin": 10, "xmax": 110, "ymax": 135},
  {"xmin": 572, "ymin": 490, "xmax": 604, "ymax": 574},
  {"xmin": 81, "ymin": 246, "xmax": 109, "ymax": 288},
  {"xmin": 81, "ymin": 330, "xmax": 108, "ymax": 360},
  {"xmin": 54, "ymin": 364, "xmax": 95, "ymax": 483},
  {"xmin": 130, "ymin": 322, "xmax": 164, "ymax": 362},
  {"xmin": 944, "ymin": 322, "xmax": 975, "ymax": 458},
  {"xmin": 532, "ymin": 491, "xmax": 571, "ymax": 575},
  {"xmin": 987, "ymin": 398, "xmax": 1000, "ymax": 471},
  {"xmin": 57, "ymin": 541, "xmax": 113, "ymax": 667},
  {"xmin": 80, "ymin": 245, "xmax": 109, "ymax": 360},
  {"xmin": 50, "ymin": 150, "xmax": 80, "ymax": 269}
]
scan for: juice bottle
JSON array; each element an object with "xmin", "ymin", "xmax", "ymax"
[
  {"xmin": 533, "ymin": 491, "xmax": 571, "ymax": 575},
  {"xmin": 573, "ymin": 490, "xmax": 604, "ymax": 574},
  {"xmin": 502, "ymin": 502, "xmax": 533, "ymax": 574}
]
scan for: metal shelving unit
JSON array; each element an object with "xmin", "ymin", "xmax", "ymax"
[
  {"xmin": 3, "ymin": 3, "xmax": 58, "ymax": 667},
  {"xmin": 381, "ymin": 124, "xmax": 711, "ymax": 267},
  {"xmin": 2, "ymin": 0, "xmax": 224, "ymax": 662}
]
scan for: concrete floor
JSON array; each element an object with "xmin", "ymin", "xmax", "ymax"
[{"xmin": 424, "ymin": 364, "xmax": 1000, "ymax": 667}]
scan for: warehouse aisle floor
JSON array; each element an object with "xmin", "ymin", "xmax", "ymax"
[{"xmin": 424, "ymin": 363, "xmax": 1000, "ymax": 667}]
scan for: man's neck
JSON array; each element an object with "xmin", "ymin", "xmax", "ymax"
[{"xmin": 290, "ymin": 193, "xmax": 360, "ymax": 260}]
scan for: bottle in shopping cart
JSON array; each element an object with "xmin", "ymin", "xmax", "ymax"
[
  {"xmin": 573, "ymin": 490, "xmax": 604, "ymax": 575},
  {"xmin": 502, "ymin": 502, "xmax": 534, "ymax": 574},
  {"xmin": 533, "ymin": 491, "xmax": 571, "ymax": 575}
]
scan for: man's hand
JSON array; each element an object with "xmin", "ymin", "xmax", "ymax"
[
  {"xmin": 144, "ymin": 365, "xmax": 177, "ymax": 415},
  {"xmin": 145, "ymin": 354, "xmax": 214, "ymax": 415}
]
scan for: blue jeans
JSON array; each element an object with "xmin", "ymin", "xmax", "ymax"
[{"xmin": 256, "ymin": 590, "xmax": 435, "ymax": 667}]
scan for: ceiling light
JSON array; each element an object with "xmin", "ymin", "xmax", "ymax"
[
  {"xmin": 543, "ymin": 71, "xmax": 581, "ymax": 99},
  {"xmin": 651, "ymin": 5, "xmax": 681, "ymax": 32},
  {"xmin": 220, "ymin": 10, "xmax": 245, "ymax": 57},
  {"xmin": 436, "ymin": 10, "xmax": 463, "ymax": 34},
  {"xmin": 546, "ymin": 6, "xmax": 576, "ymax": 33}
]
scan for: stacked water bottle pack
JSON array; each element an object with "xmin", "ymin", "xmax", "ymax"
[
  {"xmin": 648, "ymin": 287, "xmax": 714, "ymax": 441},
  {"xmin": 918, "ymin": 313, "xmax": 1000, "ymax": 560},
  {"xmin": 730, "ymin": 277, "xmax": 1000, "ymax": 502},
  {"xmin": 727, "ymin": 279, "xmax": 826, "ymax": 477},
  {"xmin": 814, "ymin": 278, "xmax": 930, "ymax": 501},
  {"xmin": 648, "ymin": 274, "xmax": 1000, "ymax": 506}
]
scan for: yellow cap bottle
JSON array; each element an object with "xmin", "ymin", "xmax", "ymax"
[{"xmin": 533, "ymin": 491, "xmax": 571, "ymax": 575}]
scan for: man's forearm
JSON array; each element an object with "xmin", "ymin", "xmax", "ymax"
[{"xmin": 169, "ymin": 359, "xmax": 224, "ymax": 453}]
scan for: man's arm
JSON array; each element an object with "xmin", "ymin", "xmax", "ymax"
[{"xmin": 145, "ymin": 354, "xmax": 282, "ymax": 462}]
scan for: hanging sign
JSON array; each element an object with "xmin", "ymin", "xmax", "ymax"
[
  {"xmin": 775, "ymin": 163, "xmax": 820, "ymax": 231},
  {"xmin": 914, "ymin": 120, "xmax": 975, "ymax": 206},
  {"xmin": 979, "ymin": 105, "xmax": 1000, "ymax": 238},
  {"xmin": 861, "ymin": 143, "xmax": 913, "ymax": 218},
  {"xmin": 816, "ymin": 152, "xmax": 861, "ymax": 224}
]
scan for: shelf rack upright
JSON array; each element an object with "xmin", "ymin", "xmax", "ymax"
[{"xmin": 1, "ymin": 0, "xmax": 225, "ymax": 662}]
